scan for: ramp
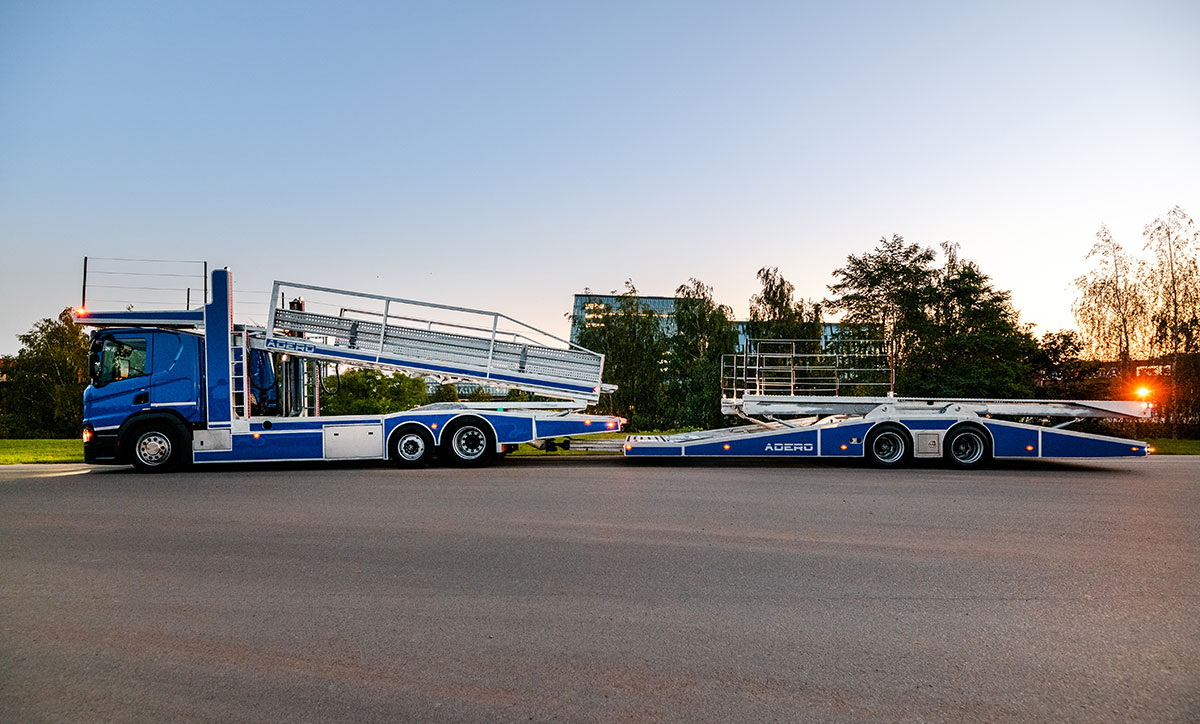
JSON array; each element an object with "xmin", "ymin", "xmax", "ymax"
[{"xmin": 264, "ymin": 280, "xmax": 609, "ymax": 403}]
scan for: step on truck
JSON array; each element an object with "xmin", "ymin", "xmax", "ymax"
[
  {"xmin": 73, "ymin": 262, "xmax": 622, "ymax": 472},
  {"xmin": 622, "ymin": 338, "xmax": 1153, "ymax": 468}
]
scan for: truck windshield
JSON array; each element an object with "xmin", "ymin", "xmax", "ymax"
[{"xmin": 92, "ymin": 337, "xmax": 148, "ymax": 385}]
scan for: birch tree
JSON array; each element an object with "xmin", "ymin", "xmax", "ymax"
[{"xmin": 1072, "ymin": 224, "xmax": 1149, "ymax": 364}]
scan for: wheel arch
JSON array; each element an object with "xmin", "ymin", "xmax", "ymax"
[
  {"xmin": 436, "ymin": 413, "xmax": 499, "ymax": 449},
  {"xmin": 946, "ymin": 420, "xmax": 994, "ymax": 456},
  {"xmin": 116, "ymin": 411, "xmax": 193, "ymax": 463}
]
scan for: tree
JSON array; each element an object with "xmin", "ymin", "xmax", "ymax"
[
  {"xmin": 1073, "ymin": 224, "xmax": 1150, "ymax": 364},
  {"xmin": 430, "ymin": 383, "xmax": 460, "ymax": 402},
  {"xmin": 827, "ymin": 238, "xmax": 1037, "ymax": 398},
  {"xmin": 901, "ymin": 243, "xmax": 1038, "ymax": 398},
  {"xmin": 465, "ymin": 385, "xmax": 493, "ymax": 402},
  {"xmin": 1141, "ymin": 206, "xmax": 1200, "ymax": 356},
  {"xmin": 825, "ymin": 235, "xmax": 936, "ymax": 360},
  {"xmin": 747, "ymin": 267, "xmax": 823, "ymax": 341},
  {"xmin": 0, "ymin": 308, "xmax": 90, "ymax": 438},
  {"xmin": 319, "ymin": 369, "xmax": 428, "ymax": 415},
  {"xmin": 667, "ymin": 279, "xmax": 739, "ymax": 429},
  {"xmin": 573, "ymin": 281, "xmax": 669, "ymax": 431}
]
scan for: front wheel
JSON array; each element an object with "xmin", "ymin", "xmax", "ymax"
[
  {"xmin": 945, "ymin": 426, "xmax": 992, "ymax": 470},
  {"xmin": 440, "ymin": 418, "xmax": 496, "ymax": 467},
  {"xmin": 390, "ymin": 426, "xmax": 435, "ymax": 469},
  {"xmin": 866, "ymin": 426, "xmax": 911, "ymax": 468},
  {"xmin": 129, "ymin": 425, "xmax": 185, "ymax": 473}
]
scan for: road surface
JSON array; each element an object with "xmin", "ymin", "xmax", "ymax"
[{"xmin": 1, "ymin": 457, "xmax": 1196, "ymax": 722}]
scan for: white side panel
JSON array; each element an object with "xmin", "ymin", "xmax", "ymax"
[
  {"xmin": 324, "ymin": 424, "xmax": 385, "ymax": 459},
  {"xmin": 193, "ymin": 429, "xmax": 233, "ymax": 452}
]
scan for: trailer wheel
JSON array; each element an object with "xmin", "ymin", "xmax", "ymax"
[
  {"xmin": 129, "ymin": 424, "xmax": 184, "ymax": 473},
  {"xmin": 441, "ymin": 418, "xmax": 496, "ymax": 467},
  {"xmin": 945, "ymin": 425, "xmax": 992, "ymax": 470},
  {"xmin": 866, "ymin": 425, "xmax": 911, "ymax": 468},
  {"xmin": 390, "ymin": 425, "xmax": 434, "ymax": 469}
]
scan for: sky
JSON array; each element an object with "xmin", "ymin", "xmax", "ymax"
[{"xmin": 2, "ymin": 0, "xmax": 1198, "ymax": 355}]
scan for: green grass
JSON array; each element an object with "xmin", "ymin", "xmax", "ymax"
[
  {"xmin": 1146, "ymin": 438, "xmax": 1200, "ymax": 455},
  {"xmin": 0, "ymin": 439, "xmax": 85, "ymax": 464}
]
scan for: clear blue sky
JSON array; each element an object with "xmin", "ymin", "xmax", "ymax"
[{"xmin": 2, "ymin": 0, "xmax": 1198, "ymax": 354}]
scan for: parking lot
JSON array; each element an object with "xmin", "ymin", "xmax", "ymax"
[{"xmin": 1, "ymin": 456, "xmax": 1197, "ymax": 723}]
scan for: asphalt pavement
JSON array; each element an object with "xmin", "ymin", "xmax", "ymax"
[{"xmin": 1, "ymin": 456, "xmax": 1197, "ymax": 723}]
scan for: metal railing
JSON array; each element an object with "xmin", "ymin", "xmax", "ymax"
[{"xmin": 722, "ymin": 338, "xmax": 894, "ymax": 398}]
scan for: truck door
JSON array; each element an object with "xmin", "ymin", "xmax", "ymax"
[{"xmin": 87, "ymin": 333, "xmax": 153, "ymax": 430}]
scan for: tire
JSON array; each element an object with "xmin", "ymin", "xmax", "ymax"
[
  {"xmin": 866, "ymin": 425, "xmax": 912, "ymax": 468},
  {"xmin": 390, "ymin": 425, "xmax": 435, "ymax": 469},
  {"xmin": 945, "ymin": 425, "xmax": 992, "ymax": 470},
  {"xmin": 129, "ymin": 424, "xmax": 185, "ymax": 473},
  {"xmin": 440, "ymin": 418, "xmax": 496, "ymax": 467}
]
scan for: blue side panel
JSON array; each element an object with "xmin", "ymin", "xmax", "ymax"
[
  {"xmin": 1042, "ymin": 431, "xmax": 1146, "ymax": 458},
  {"xmin": 193, "ymin": 431, "xmax": 324, "ymax": 463},
  {"xmin": 151, "ymin": 331, "xmax": 204, "ymax": 423},
  {"xmin": 204, "ymin": 270, "xmax": 233, "ymax": 426},
  {"xmin": 535, "ymin": 418, "xmax": 619, "ymax": 438},
  {"xmin": 624, "ymin": 445, "xmax": 682, "ymax": 457},
  {"xmin": 984, "ymin": 422, "xmax": 1039, "ymax": 458},
  {"xmin": 688, "ymin": 428, "xmax": 819, "ymax": 456},
  {"xmin": 819, "ymin": 422, "xmax": 873, "ymax": 457},
  {"xmin": 481, "ymin": 414, "xmax": 535, "ymax": 444}
]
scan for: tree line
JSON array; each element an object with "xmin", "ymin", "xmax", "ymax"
[{"xmin": 2, "ymin": 206, "xmax": 1196, "ymax": 438}]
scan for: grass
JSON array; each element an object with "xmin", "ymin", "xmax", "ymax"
[
  {"xmin": 0, "ymin": 439, "xmax": 85, "ymax": 464},
  {"xmin": 1146, "ymin": 438, "xmax": 1200, "ymax": 455}
]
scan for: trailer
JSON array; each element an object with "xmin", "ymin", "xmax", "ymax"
[
  {"xmin": 73, "ymin": 265, "xmax": 622, "ymax": 472},
  {"xmin": 622, "ymin": 338, "xmax": 1152, "ymax": 468}
]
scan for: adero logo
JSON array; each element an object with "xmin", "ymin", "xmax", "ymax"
[
  {"xmin": 265, "ymin": 338, "xmax": 316, "ymax": 354},
  {"xmin": 764, "ymin": 442, "xmax": 814, "ymax": 452}
]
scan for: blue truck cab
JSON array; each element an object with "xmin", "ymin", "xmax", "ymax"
[{"xmin": 83, "ymin": 328, "xmax": 205, "ymax": 463}]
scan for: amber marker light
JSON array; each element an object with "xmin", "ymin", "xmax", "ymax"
[
  {"xmin": 253, "ymin": 433, "xmax": 261, "ymax": 439},
  {"xmin": 76, "ymin": 307, "xmax": 86, "ymax": 316},
  {"xmin": 1131, "ymin": 447, "xmax": 1140, "ymax": 451},
  {"xmin": 723, "ymin": 444, "xmax": 731, "ymax": 450},
  {"xmin": 624, "ymin": 444, "xmax": 632, "ymax": 451},
  {"xmin": 1147, "ymin": 447, "xmax": 1156, "ymax": 453},
  {"xmin": 82, "ymin": 428, "xmax": 93, "ymax": 443},
  {"xmin": 1026, "ymin": 445, "xmax": 1035, "ymax": 451},
  {"xmin": 584, "ymin": 419, "xmax": 591, "ymax": 425},
  {"xmin": 606, "ymin": 421, "xmax": 615, "ymax": 429},
  {"xmin": 1135, "ymin": 386, "xmax": 1152, "ymax": 399},
  {"xmin": 431, "ymin": 423, "xmax": 438, "ymax": 429}
]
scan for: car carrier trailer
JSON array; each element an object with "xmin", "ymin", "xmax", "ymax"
[
  {"xmin": 73, "ymin": 265, "xmax": 622, "ymax": 472},
  {"xmin": 622, "ymin": 339, "xmax": 1152, "ymax": 468}
]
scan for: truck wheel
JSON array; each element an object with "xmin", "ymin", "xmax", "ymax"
[
  {"xmin": 441, "ymin": 418, "xmax": 496, "ymax": 467},
  {"xmin": 129, "ymin": 424, "xmax": 184, "ymax": 473},
  {"xmin": 945, "ymin": 426, "xmax": 992, "ymax": 470},
  {"xmin": 390, "ymin": 426, "xmax": 435, "ymax": 469},
  {"xmin": 866, "ymin": 426, "xmax": 911, "ymax": 468}
]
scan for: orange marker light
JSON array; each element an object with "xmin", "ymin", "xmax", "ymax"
[
  {"xmin": 76, "ymin": 307, "xmax": 87, "ymax": 316},
  {"xmin": 1147, "ymin": 447, "xmax": 1156, "ymax": 453},
  {"xmin": 82, "ymin": 428, "xmax": 93, "ymax": 443},
  {"xmin": 585, "ymin": 420, "xmax": 591, "ymax": 425},
  {"xmin": 624, "ymin": 444, "xmax": 632, "ymax": 451},
  {"xmin": 1131, "ymin": 447, "xmax": 1139, "ymax": 451},
  {"xmin": 431, "ymin": 423, "xmax": 438, "ymax": 429},
  {"xmin": 253, "ymin": 433, "xmax": 260, "ymax": 438},
  {"xmin": 840, "ymin": 444, "xmax": 848, "ymax": 450},
  {"xmin": 723, "ymin": 444, "xmax": 731, "ymax": 450},
  {"xmin": 1135, "ymin": 387, "xmax": 1151, "ymax": 399},
  {"xmin": 1026, "ymin": 445, "xmax": 1034, "ymax": 451},
  {"xmin": 606, "ymin": 421, "xmax": 615, "ymax": 429}
]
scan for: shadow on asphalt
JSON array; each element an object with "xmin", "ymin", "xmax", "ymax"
[{"xmin": 80, "ymin": 454, "xmax": 1134, "ymax": 476}]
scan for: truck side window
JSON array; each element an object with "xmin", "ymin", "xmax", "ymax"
[{"xmin": 96, "ymin": 337, "xmax": 148, "ymax": 385}]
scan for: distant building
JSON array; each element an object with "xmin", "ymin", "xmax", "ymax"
[
  {"xmin": 570, "ymin": 294, "xmax": 679, "ymax": 343},
  {"xmin": 570, "ymin": 292, "xmax": 839, "ymax": 351}
]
